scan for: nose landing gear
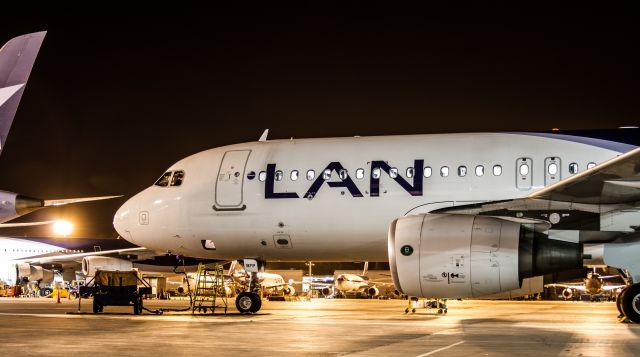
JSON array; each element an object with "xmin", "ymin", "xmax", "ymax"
[{"xmin": 235, "ymin": 291, "xmax": 262, "ymax": 314}]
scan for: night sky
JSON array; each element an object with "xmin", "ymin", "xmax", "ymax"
[{"xmin": 0, "ymin": 9, "xmax": 638, "ymax": 238}]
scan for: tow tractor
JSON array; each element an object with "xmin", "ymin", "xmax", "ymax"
[
  {"xmin": 79, "ymin": 270, "xmax": 152, "ymax": 315},
  {"xmin": 405, "ymin": 297, "xmax": 448, "ymax": 314}
]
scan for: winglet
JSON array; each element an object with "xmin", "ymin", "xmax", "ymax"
[
  {"xmin": 259, "ymin": 129, "xmax": 269, "ymax": 142},
  {"xmin": 0, "ymin": 31, "xmax": 47, "ymax": 155}
]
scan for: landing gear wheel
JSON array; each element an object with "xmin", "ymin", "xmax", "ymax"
[
  {"xmin": 620, "ymin": 283, "xmax": 640, "ymax": 323},
  {"xmin": 617, "ymin": 286, "xmax": 628, "ymax": 316},
  {"xmin": 250, "ymin": 293, "xmax": 262, "ymax": 313},
  {"xmin": 404, "ymin": 308, "xmax": 409, "ymax": 314},
  {"xmin": 236, "ymin": 292, "xmax": 262, "ymax": 314},
  {"xmin": 411, "ymin": 308, "xmax": 416, "ymax": 313}
]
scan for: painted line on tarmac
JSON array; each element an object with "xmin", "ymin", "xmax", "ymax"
[{"xmin": 415, "ymin": 341, "xmax": 464, "ymax": 356}]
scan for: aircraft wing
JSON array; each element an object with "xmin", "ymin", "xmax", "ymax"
[
  {"xmin": 529, "ymin": 146, "xmax": 640, "ymax": 204},
  {"xmin": 602, "ymin": 284, "xmax": 627, "ymax": 291},
  {"xmin": 0, "ymin": 220, "xmax": 60, "ymax": 228},
  {"xmin": 544, "ymin": 283, "xmax": 587, "ymax": 291},
  {"xmin": 14, "ymin": 247, "xmax": 148, "ymax": 265},
  {"xmin": 44, "ymin": 195, "xmax": 122, "ymax": 207},
  {"xmin": 434, "ymin": 147, "xmax": 640, "ymax": 221}
]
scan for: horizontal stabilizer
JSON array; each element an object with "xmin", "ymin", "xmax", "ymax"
[{"xmin": 44, "ymin": 195, "xmax": 122, "ymax": 207}]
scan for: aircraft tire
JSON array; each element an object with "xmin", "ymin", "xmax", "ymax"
[
  {"xmin": 250, "ymin": 293, "xmax": 262, "ymax": 313},
  {"xmin": 620, "ymin": 283, "xmax": 640, "ymax": 323},
  {"xmin": 236, "ymin": 292, "xmax": 259, "ymax": 314},
  {"xmin": 616, "ymin": 286, "xmax": 628, "ymax": 315}
]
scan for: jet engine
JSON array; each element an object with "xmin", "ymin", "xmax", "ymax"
[
  {"xmin": 81, "ymin": 256, "xmax": 133, "ymax": 277},
  {"xmin": 18, "ymin": 263, "xmax": 54, "ymax": 283},
  {"xmin": 321, "ymin": 286, "xmax": 333, "ymax": 296},
  {"xmin": 388, "ymin": 214, "xmax": 583, "ymax": 299},
  {"xmin": 562, "ymin": 288, "xmax": 573, "ymax": 300},
  {"xmin": 0, "ymin": 191, "xmax": 45, "ymax": 223},
  {"xmin": 367, "ymin": 286, "xmax": 380, "ymax": 297},
  {"xmin": 283, "ymin": 285, "xmax": 296, "ymax": 296}
]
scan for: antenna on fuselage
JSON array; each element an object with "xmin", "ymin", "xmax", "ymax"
[{"xmin": 259, "ymin": 129, "xmax": 269, "ymax": 142}]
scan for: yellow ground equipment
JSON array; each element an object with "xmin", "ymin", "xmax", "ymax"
[{"xmin": 191, "ymin": 263, "xmax": 228, "ymax": 314}]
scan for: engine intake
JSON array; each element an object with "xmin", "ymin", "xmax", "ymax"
[
  {"xmin": 388, "ymin": 214, "xmax": 582, "ymax": 299},
  {"xmin": 81, "ymin": 256, "xmax": 133, "ymax": 277}
]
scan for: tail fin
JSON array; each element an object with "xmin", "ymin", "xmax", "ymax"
[{"xmin": 0, "ymin": 31, "xmax": 46, "ymax": 155}]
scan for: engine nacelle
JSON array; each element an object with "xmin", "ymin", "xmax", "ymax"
[
  {"xmin": 0, "ymin": 191, "xmax": 44, "ymax": 223},
  {"xmin": 321, "ymin": 287, "xmax": 333, "ymax": 296},
  {"xmin": 82, "ymin": 256, "xmax": 133, "ymax": 277},
  {"xmin": 389, "ymin": 214, "xmax": 583, "ymax": 299},
  {"xmin": 367, "ymin": 286, "xmax": 380, "ymax": 297},
  {"xmin": 18, "ymin": 263, "xmax": 54, "ymax": 283},
  {"xmin": 283, "ymin": 285, "xmax": 296, "ymax": 296},
  {"xmin": 562, "ymin": 288, "xmax": 573, "ymax": 299}
]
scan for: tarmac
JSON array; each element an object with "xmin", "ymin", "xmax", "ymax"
[{"xmin": 0, "ymin": 297, "xmax": 638, "ymax": 356}]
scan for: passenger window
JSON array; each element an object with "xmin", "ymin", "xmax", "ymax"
[
  {"xmin": 372, "ymin": 168, "xmax": 381, "ymax": 179},
  {"xmin": 519, "ymin": 164, "xmax": 529, "ymax": 176},
  {"xmin": 475, "ymin": 165, "xmax": 484, "ymax": 176},
  {"xmin": 323, "ymin": 169, "xmax": 331, "ymax": 180},
  {"xmin": 275, "ymin": 170, "xmax": 283, "ymax": 181},
  {"xmin": 423, "ymin": 167, "xmax": 432, "ymax": 178},
  {"xmin": 587, "ymin": 162, "xmax": 596, "ymax": 169},
  {"xmin": 389, "ymin": 167, "xmax": 398, "ymax": 178},
  {"xmin": 355, "ymin": 168, "xmax": 364, "ymax": 179},
  {"xmin": 440, "ymin": 166, "xmax": 449, "ymax": 177},
  {"xmin": 458, "ymin": 166, "xmax": 467, "ymax": 177},
  {"xmin": 291, "ymin": 170, "xmax": 299, "ymax": 181},
  {"xmin": 569, "ymin": 163, "xmax": 579, "ymax": 174},
  {"xmin": 493, "ymin": 165, "xmax": 502, "ymax": 176},
  {"xmin": 154, "ymin": 172, "xmax": 172, "ymax": 187},
  {"xmin": 307, "ymin": 170, "xmax": 315, "ymax": 180},
  {"xmin": 406, "ymin": 167, "xmax": 414, "ymax": 178},
  {"xmin": 339, "ymin": 169, "xmax": 348, "ymax": 180},
  {"xmin": 170, "ymin": 170, "xmax": 185, "ymax": 186},
  {"xmin": 259, "ymin": 171, "xmax": 267, "ymax": 182},
  {"xmin": 548, "ymin": 163, "xmax": 558, "ymax": 175}
]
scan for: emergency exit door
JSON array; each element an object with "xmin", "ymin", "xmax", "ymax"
[
  {"xmin": 215, "ymin": 150, "xmax": 251, "ymax": 209},
  {"xmin": 544, "ymin": 157, "xmax": 561, "ymax": 186},
  {"xmin": 516, "ymin": 157, "xmax": 533, "ymax": 190}
]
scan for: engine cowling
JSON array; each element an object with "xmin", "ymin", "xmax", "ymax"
[
  {"xmin": 82, "ymin": 256, "xmax": 133, "ymax": 277},
  {"xmin": 562, "ymin": 288, "xmax": 573, "ymax": 299},
  {"xmin": 367, "ymin": 286, "xmax": 380, "ymax": 297},
  {"xmin": 388, "ymin": 214, "xmax": 583, "ymax": 299},
  {"xmin": 321, "ymin": 287, "xmax": 333, "ymax": 296},
  {"xmin": 18, "ymin": 263, "xmax": 54, "ymax": 283},
  {"xmin": 283, "ymin": 286, "xmax": 296, "ymax": 296}
]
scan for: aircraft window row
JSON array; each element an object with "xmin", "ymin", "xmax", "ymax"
[
  {"xmin": 154, "ymin": 170, "xmax": 185, "ymax": 187},
  {"xmin": 4, "ymin": 248, "xmax": 82, "ymax": 253},
  {"xmin": 253, "ymin": 164, "xmax": 504, "ymax": 182},
  {"xmin": 545, "ymin": 162, "xmax": 595, "ymax": 175}
]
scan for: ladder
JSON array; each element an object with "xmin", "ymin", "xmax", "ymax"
[{"xmin": 191, "ymin": 263, "xmax": 228, "ymax": 314}]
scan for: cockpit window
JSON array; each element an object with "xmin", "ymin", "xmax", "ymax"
[
  {"xmin": 154, "ymin": 172, "xmax": 172, "ymax": 187},
  {"xmin": 170, "ymin": 170, "xmax": 185, "ymax": 186}
]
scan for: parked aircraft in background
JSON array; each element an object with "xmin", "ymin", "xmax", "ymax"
[
  {"xmin": 545, "ymin": 270, "xmax": 626, "ymax": 300},
  {"xmin": 0, "ymin": 32, "xmax": 118, "ymax": 228}
]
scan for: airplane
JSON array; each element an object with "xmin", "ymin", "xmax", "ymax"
[
  {"xmin": 228, "ymin": 260, "xmax": 295, "ymax": 296},
  {"xmin": 545, "ymin": 270, "xmax": 626, "ymax": 300},
  {"xmin": 317, "ymin": 263, "xmax": 393, "ymax": 298},
  {"xmin": 0, "ymin": 32, "xmax": 119, "ymax": 228},
  {"xmin": 113, "ymin": 122, "xmax": 640, "ymax": 320}
]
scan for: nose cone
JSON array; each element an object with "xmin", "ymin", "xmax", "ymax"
[{"xmin": 113, "ymin": 201, "xmax": 132, "ymax": 242}]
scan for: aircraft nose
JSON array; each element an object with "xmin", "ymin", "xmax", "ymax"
[{"xmin": 113, "ymin": 202, "xmax": 132, "ymax": 241}]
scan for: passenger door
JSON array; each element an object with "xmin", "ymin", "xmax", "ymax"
[
  {"xmin": 215, "ymin": 150, "xmax": 251, "ymax": 209},
  {"xmin": 544, "ymin": 157, "xmax": 561, "ymax": 186}
]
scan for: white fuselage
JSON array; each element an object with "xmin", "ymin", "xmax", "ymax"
[
  {"xmin": 0, "ymin": 238, "xmax": 69, "ymax": 284},
  {"xmin": 114, "ymin": 132, "xmax": 627, "ymax": 262}
]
